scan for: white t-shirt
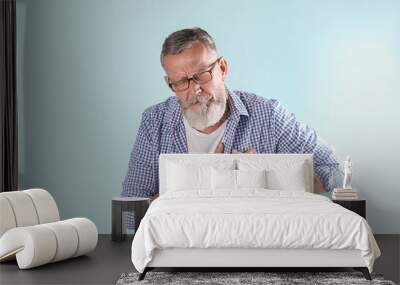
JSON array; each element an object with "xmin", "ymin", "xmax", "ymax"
[{"xmin": 183, "ymin": 117, "xmax": 227, "ymax": 153}]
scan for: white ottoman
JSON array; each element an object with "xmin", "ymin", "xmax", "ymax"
[{"xmin": 0, "ymin": 189, "xmax": 98, "ymax": 269}]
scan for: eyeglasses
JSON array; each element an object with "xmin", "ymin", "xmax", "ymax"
[{"xmin": 165, "ymin": 57, "xmax": 222, "ymax": 92}]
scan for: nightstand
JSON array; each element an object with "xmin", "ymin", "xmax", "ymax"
[
  {"xmin": 332, "ymin": 199, "xmax": 366, "ymax": 219},
  {"xmin": 111, "ymin": 197, "xmax": 150, "ymax": 242}
]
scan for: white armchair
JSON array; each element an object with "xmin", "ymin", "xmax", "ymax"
[{"xmin": 0, "ymin": 189, "xmax": 98, "ymax": 269}]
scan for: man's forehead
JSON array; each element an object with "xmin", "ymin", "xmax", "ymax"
[{"xmin": 164, "ymin": 42, "xmax": 217, "ymax": 79}]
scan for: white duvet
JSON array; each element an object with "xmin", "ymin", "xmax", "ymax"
[{"xmin": 131, "ymin": 190, "xmax": 380, "ymax": 273}]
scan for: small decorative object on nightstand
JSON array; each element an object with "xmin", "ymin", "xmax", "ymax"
[
  {"xmin": 332, "ymin": 156, "xmax": 365, "ymax": 219},
  {"xmin": 332, "ymin": 199, "xmax": 366, "ymax": 219},
  {"xmin": 332, "ymin": 156, "xmax": 360, "ymax": 200},
  {"xmin": 111, "ymin": 197, "xmax": 150, "ymax": 242},
  {"xmin": 342, "ymin": 156, "xmax": 353, "ymax": 190}
]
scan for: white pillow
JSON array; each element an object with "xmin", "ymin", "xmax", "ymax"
[
  {"xmin": 211, "ymin": 168, "xmax": 236, "ymax": 190},
  {"xmin": 237, "ymin": 169, "xmax": 268, "ymax": 189},
  {"xmin": 167, "ymin": 162, "xmax": 212, "ymax": 191},
  {"xmin": 237, "ymin": 159, "xmax": 309, "ymax": 191},
  {"xmin": 211, "ymin": 168, "xmax": 268, "ymax": 190},
  {"xmin": 266, "ymin": 162, "xmax": 307, "ymax": 191}
]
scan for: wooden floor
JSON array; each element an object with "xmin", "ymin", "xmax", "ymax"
[
  {"xmin": 374, "ymin": 234, "xmax": 400, "ymax": 284},
  {"xmin": 0, "ymin": 234, "xmax": 398, "ymax": 285}
]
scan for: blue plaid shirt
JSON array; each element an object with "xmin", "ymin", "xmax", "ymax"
[{"xmin": 122, "ymin": 89, "xmax": 342, "ymax": 204}]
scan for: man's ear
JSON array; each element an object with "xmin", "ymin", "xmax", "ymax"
[{"xmin": 219, "ymin": 57, "xmax": 228, "ymax": 81}]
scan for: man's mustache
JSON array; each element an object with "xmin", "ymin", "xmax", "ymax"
[{"xmin": 180, "ymin": 94, "xmax": 212, "ymax": 109}]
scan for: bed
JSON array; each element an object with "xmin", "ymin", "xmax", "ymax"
[{"xmin": 130, "ymin": 154, "xmax": 381, "ymax": 281}]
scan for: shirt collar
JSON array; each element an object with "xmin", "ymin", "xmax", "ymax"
[{"xmin": 226, "ymin": 88, "xmax": 249, "ymax": 118}]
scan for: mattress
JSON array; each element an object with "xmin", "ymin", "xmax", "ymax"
[{"xmin": 131, "ymin": 190, "xmax": 380, "ymax": 273}]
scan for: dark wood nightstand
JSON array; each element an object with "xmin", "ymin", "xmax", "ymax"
[
  {"xmin": 332, "ymin": 199, "xmax": 366, "ymax": 219},
  {"xmin": 111, "ymin": 197, "xmax": 150, "ymax": 242}
]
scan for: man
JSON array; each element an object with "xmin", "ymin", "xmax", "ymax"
[{"xmin": 122, "ymin": 27, "xmax": 341, "ymax": 222}]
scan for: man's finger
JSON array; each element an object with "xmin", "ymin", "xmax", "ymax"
[
  {"xmin": 246, "ymin": 148, "xmax": 257, "ymax": 154},
  {"xmin": 232, "ymin": 148, "xmax": 256, "ymax": 154},
  {"xmin": 214, "ymin": 142, "xmax": 224, "ymax": 153}
]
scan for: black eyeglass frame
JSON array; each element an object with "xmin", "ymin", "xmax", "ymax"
[{"xmin": 165, "ymin": 56, "xmax": 223, "ymax": 92}]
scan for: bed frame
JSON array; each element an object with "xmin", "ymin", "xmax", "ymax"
[
  {"xmin": 137, "ymin": 154, "xmax": 372, "ymax": 281},
  {"xmin": 139, "ymin": 248, "xmax": 371, "ymax": 280}
]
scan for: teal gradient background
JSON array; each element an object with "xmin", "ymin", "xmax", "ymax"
[{"xmin": 16, "ymin": 0, "xmax": 400, "ymax": 233}]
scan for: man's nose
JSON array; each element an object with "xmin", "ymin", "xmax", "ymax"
[{"xmin": 188, "ymin": 78, "xmax": 202, "ymax": 95}]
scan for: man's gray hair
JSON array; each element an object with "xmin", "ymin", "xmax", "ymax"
[{"xmin": 160, "ymin": 27, "xmax": 217, "ymax": 68}]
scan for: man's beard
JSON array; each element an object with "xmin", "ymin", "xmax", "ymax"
[{"xmin": 180, "ymin": 93, "xmax": 226, "ymax": 130}]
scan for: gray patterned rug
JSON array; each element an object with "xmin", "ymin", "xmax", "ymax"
[{"xmin": 116, "ymin": 271, "xmax": 396, "ymax": 285}]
